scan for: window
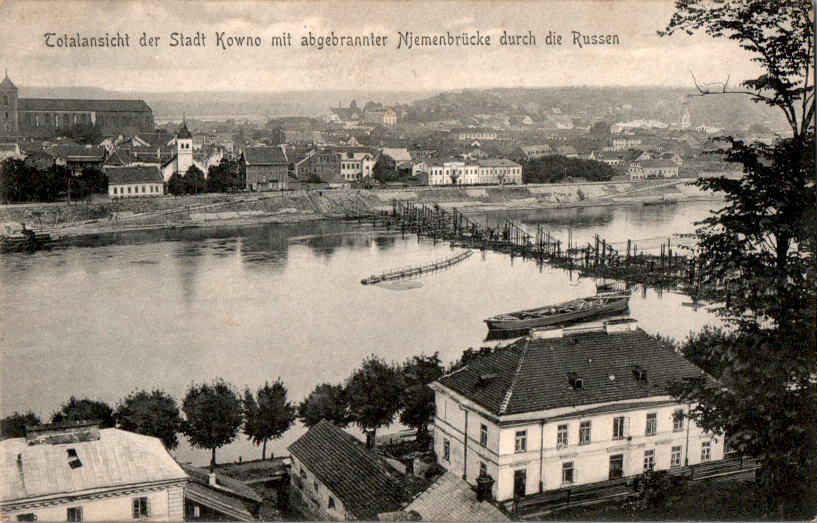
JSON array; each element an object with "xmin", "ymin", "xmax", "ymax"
[
  {"xmin": 313, "ymin": 481, "xmax": 320, "ymax": 492},
  {"xmin": 562, "ymin": 461, "xmax": 575, "ymax": 484},
  {"xmin": 579, "ymin": 421, "xmax": 591, "ymax": 445},
  {"xmin": 673, "ymin": 409, "xmax": 684, "ymax": 432},
  {"xmin": 16, "ymin": 514, "xmax": 37, "ymax": 521},
  {"xmin": 2, "ymin": 95, "xmax": 7, "ymax": 106},
  {"xmin": 645, "ymin": 412, "xmax": 657, "ymax": 436},
  {"xmin": 443, "ymin": 438, "xmax": 450, "ymax": 461},
  {"xmin": 609, "ymin": 454, "xmax": 624, "ymax": 479},
  {"xmin": 67, "ymin": 448, "xmax": 82, "ymax": 469},
  {"xmin": 132, "ymin": 497, "xmax": 149, "ymax": 519},
  {"xmin": 514, "ymin": 430, "xmax": 527, "ymax": 453},
  {"xmin": 701, "ymin": 441, "xmax": 711, "ymax": 462},
  {"xmin": 113, "ymin": 187, "xmax": 118, "ymax": 195},
  {"xmin": 67, "ymin": 507, "xmax": 82, "ymax": 522},
  {"xmin": 643, "ymin": 450, "xmax": 655, "ymax": 471},
  {"xmin": 671, "ymin": 445, "xmax": 682, "ymax": 467},
  {"xmin": 613, "ymin": 417, "xmax": 625, "ymax": 440},
  {"xmin": 557, "ymin": 424, "xmax": 568, "ymax": 448},
  {"xmin": 328, "ymin": 496, "xmax": 335, "ymax": 509},
  {"xmin": 479, "ymin": 461, "xmax": 488, "ymax": 477},
  {"xmin": 479, "ymin": 424, "xmax": 488, "ymax": 446}
]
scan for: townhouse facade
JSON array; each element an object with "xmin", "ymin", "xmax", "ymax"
[
  {"xmin": 106, "ymin": 165, "xmax": 165, "ymax": 198},
  {"xmin": 628, "ymin": 159, "xmax": 680, "ymax": 180},
  {"xmin": 431, "ymin": 321, "xmax": 724, "ymax": 502},
  {"xmin": 450, "ymin": 128, "xmax": 498, "ymax": 141},
  {"xmin": 428, "ymin": 159, "xmax": 522, "ymax": 186}
]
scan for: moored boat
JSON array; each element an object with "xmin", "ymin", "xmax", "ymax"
[
  {"xmin": 484, "ymin": 292, "xmax": 631, "ymax": 331},
  {"xmin": 1, "ymin": 224, "xmax": 58, "ymax": 253}
]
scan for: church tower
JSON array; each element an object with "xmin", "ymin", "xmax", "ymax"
[
  {"xmin": 1, "ymin": 69, "xmax": 19, "ymax": 138},
  {"xmin": 680, "ymin": 101, "xmax": 692, "ymax": 130},
  {"xmin": 175, "ymin": 117, "xmax": 193, "ymax": 174}
]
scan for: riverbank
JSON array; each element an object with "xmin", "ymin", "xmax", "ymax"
[{"xmin": 0, "ymin": 178, "xmax": 723, "ymax": 240}]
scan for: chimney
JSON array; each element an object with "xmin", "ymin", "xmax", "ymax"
[
  {"xmin": 209, "ymin": 472, "xmax": 218, "ymax": 487},
  {"xmin": 476, "ymin": 474, "xmax": 494, "ymax": 502},
  {"xmin": 25, "ymin": 420, "xmax": 100, "ymax": 446}
]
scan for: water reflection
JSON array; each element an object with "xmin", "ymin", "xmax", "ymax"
[{"xmin": 0, "ymin": 202, "xmax": 722, "ymax": 466}]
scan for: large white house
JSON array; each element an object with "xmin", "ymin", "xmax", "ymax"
[
  {"xmin": 430, "ymin": 320, "xmax": 724, "ymax": 502},
  {"xmin": 428, "ymin": 159, "xmax": 522, "ymax": 186},
  {"xmin": 628, "ymin": 159, "xmax": 680, "ymax": 180},
  {"xmin": 0, "ymin": 421, "xmax": 188, "ymax": 522}
]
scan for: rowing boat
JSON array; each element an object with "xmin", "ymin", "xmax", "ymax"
[{"xmin": 484, "ymin": 292, "xmax": 631, "ymax": 331}]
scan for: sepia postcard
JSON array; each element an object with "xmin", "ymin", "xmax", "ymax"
[{"xmin": 1, "ymin": 0, "xmax": 814, "ymax": 521}]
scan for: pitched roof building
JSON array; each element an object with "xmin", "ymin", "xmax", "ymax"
[
  {"xmin": 180, "ymin": 464, "xmax": 262, "ymax": 521},
  {"xmin": 431, "ymin": 321, "xmax": 724, "ymax": 502},
  {"xmin": 0, "ymin": 421, "xmax": 188, "ymax": 521},
  {"xmin": 288, "ymin": 420, "xmax": 410, "ymax": 520}
]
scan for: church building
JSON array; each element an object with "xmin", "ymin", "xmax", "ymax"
[{"xmin": 0, "ymin": 71, "xmax": 154, "ymax": 139}]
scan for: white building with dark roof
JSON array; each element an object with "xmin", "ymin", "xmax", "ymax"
[
  {"xmin": 431, "ymin": 321, "xmax": 724, "ymax": 502},
  {"xmin": 0, "ymin": 421, "xmax": 188, "ymax": 522},
  {"xmin": 106, "ymin": 165, "xmax": 165, "ymax": 198}
]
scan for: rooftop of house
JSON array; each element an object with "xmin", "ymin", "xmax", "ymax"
[
  {"xmin": 180, "ymin": 463, "xmax": 260, "ymax": 521},
  {"xmin": 105, "ymin": 165, "xmax": 164, "ymax": 185},
  {"xmin": 288, "ymin": 420, "xmax": 410, "ymax": 520},
  {"xmin": 241, "ymin": 145, "xmax": 288, "ymax": 165},
  {"xmin": 0, "ymin": 423, "xmax": 187, "ymax": 504},
  {"xmin": 135, "ymin": 132, "xmax": 174, "ymax": 147},
  {"xmin": 404, "ymin": 471, "xmax": 510, "ymax": 522},
  {"xmin": 435, "ymin": 326, "xmax": 708, "ymax": 417},
  {"xmin": 636, "ymin": 159, "xmax": 679, "ymax": 169},
  {"xmin": 44, "ymin": 144, "xmax": 105, "ymax": 161},
  {"xmin": 17, "ymin": 98, "xmax": 152, "ymax": 113},
  {"xmin": 477, "ymin": 159, "xmax": 520, "ymax": 168}
]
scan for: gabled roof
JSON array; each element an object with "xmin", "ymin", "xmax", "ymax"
[
  {"xmin": 135, "ymin": 132, "xmax": 174, "ymax": 147},
  {"xmin": 0, "ymin": 428, "xmax": 187, "ymax": 504},
  {"xmin": 18, "ymin": 98, "xmax": 152, "ymax": 113},
  {"xmin": 242, "ymin": 146, "xmax": 288, "ymax": 165},
  {"xmin": 105, "ymin": 165, "xmax": 164, "ymax": 184},
  {"xmin": 288, "ymin": 420, "xmax": 409, "ymax": 519},
  {"xmin": 405, "ymin": 471, "xmax": 509, "ymax": 521},
  {"xmin": 45, "ymin": 144, "xmax": 105, "ymax": 161},
  {"xmin": 637, "ymin": 159, "xmax": 679, "ymax": 169},
  {"xmin": 436, "ymin": 329, "xmax": 707, "ymax": 417}
]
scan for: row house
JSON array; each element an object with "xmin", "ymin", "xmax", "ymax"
[
  {"xmin": 427, "ymin": 158, "xmax": 522, "ymax": 186},
  {"xmin": 511, "ymin": 144, "xmax": 553, "ymax": 161},
  {"xmin": 106, "ymin": 165, "xmax": 165, "ymax": 199},
  {"xmin": 431, "ymin": 320, "xmax": 724, "ymax": 502},
  {"xmin": 609, "ymin": 136, "xmax": 642, "ymax": 151},
  {"xmin": 288, "ymin": 421, "xmax": 410, "ymax": 521},
  {"xmin": 450, "ymin": 128, "xmax": 499, "ymax": 142},
  {"xmin": 294, "ymin": 149, "xmax": 341, "ymax": 183},
  {"xmin": 0, "ymin": 421, "xmax": 188, "ymax": 521},
  {"xmin": 628, "ymin": 159, "xmax": 680, "ymax": 180},
  {"xmin": 240, "ymin": 145, "xmax": 289, "ymax": 191}
]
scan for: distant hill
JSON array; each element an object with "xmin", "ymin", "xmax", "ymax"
[
  {"xmin": 406, "ymin": 87, "xmax": 787, "ymax": 131},
  {"xmin": 16, "ymin": 85, "xmax": 786, "ymax": 130}
]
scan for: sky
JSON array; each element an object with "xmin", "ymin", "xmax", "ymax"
[{"xmin": 0, "ymin": 0, "xmax": 763, "ymax": 93}]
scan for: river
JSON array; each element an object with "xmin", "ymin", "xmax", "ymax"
[{"xmin": 0, "ymin": 200, "xmax": 721, "ymax": 465}]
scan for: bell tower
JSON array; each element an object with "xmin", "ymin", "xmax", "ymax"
[
  {"xmin": 175, "ymin": 116, "xmax": 193, "ymax": 174},
  {"xmin": 1, "ymin": 69, "xmax": 19, "ymax": 138}
]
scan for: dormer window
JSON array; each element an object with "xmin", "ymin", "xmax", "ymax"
[
  {"xmin": 67, "ymin": 448, "xmax": 82, "ymax": 469},
  {"xmin": 631, "ymin": 365, "xmax": 647, "ymax": 382},
  {"xmin": 568, "ymin": 372, "xmax": 583, "ymax": 390}
]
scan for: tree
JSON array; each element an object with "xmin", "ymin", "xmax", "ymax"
[
  {"xmin": 183, "ymin": 165, "xmax": 206, "ymax": 195},
  {"xmin": 115, "ymin": 389, "xmax": 183, "ymax": 449},
  {"xmin": 373, "ymin": 154, "xmax": 398, "ymax": 183},
  {"xmin": 182, "ymin": 379, "xmax": 244, "ymax": 471},
  {"xmin": 1, "ymin": 411, "xmax": 41, "ymax": 438},
  {"xmin": 51, "ymin": 396, "xmax": 116, "ymax": 428},
  {"xmin": 59, "ymin": 123, "xmax": 104, "ymax": 145},
  {"xmin": 346, "ymin": 356, "xmax": 404, "ymax": 444},
  {"xmin": 243, "ymin": 379, "xmax": 296, "ymax": 460},
  {"xmin": 297, "ymin": 383, "xmax": 352, "ymax": 429},
  {"xmin": 206, "ymin": 158, "xmax": 240, "ymax": 193},
  {"xmin": 167, "ymin": 172, "xmax": 185, "ymax": 196},
  {"xmin": 521, "ymin": 155, "xmax": 615, "ymax": 184},
  {"xmin": 399, "ymin": 353, "xmax": 444, "ymax": 438},
  {"xmin": 661, "ymin": 1, "xmax": 816, "ymax": 517}
]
